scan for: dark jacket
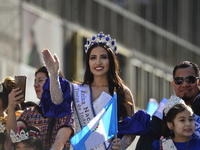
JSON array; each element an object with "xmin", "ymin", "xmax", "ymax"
[{"xmin": 135, "ymin": 93, "xmax": 200, "ymax": 150}]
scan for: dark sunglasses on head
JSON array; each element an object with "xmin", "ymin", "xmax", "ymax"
[{"xmin": 174, "ymin": 75, "xmax": 199, "ymax": 85}]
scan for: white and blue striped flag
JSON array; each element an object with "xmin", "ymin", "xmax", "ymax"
[{"xmin": 70, "ymin": 94, "xmax": 118, "ymax": 150}]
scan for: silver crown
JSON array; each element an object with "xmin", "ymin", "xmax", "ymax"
[
  {"xmin": 84, "ymin": 31, "xmax": 117, "ymax": 55},
  {"xmin": 0, "ymin": 123, "xmax": 5, "ymax": 133},
  {"xmin": 0, "ymin": 83, "xmax": 3, "ymax": 93},
  {"xmin": 164, "ymin": 95, "xmax": 185, "ymax": 116},
  {"xmin": 10, "ymin": 129, "xmax": 29, "ymax": 143}
]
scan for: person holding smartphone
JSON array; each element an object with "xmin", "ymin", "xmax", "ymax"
[{"xmin": 6, "ymin": 66, "xmax": 74, "ymax": 150}]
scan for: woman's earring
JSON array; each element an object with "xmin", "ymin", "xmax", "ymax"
[{"xmin": 170, "ymin": 128, "xmax": 173, "ymax": 134}]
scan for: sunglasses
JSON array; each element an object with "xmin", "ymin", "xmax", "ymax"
[{"xmin": 174, "ymin": 75, "xmax": 199, "ymax": 85}]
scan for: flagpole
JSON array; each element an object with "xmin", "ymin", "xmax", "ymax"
[
  {"xmin": 114, "ymin": 87, "xmax": 118, "ymax": 148},
  {"xmin": 115, "ymin": 134, "xmax": 117, "ymax": 139}
]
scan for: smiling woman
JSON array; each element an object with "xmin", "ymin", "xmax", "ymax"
[
  {"xmin": 89, "ymin": 46, "xmax": 110, "ymax": 78},
  {"xmin": 41, "ymin": 31, "xmax": 136, "ymax": 150}
]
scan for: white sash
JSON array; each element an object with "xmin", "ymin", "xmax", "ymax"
[
  {"xmin": 73, "ymin": 84, "xmax": 95, "ymax": 128},
  {"xmin": 72, "ymin": 84, "xmax": 112, "ymax": 150},
  {"xmin": 162, "ymin": 138, "xmax": 177, "ymax": 150}
]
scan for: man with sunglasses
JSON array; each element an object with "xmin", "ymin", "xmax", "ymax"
[
  {"xmin": 172, "ymin": 62, "xmax": 200, "ymax": 108},
  {"xmin": 136, "ymin": 61, "xmax": 200, "ymax": 150}
]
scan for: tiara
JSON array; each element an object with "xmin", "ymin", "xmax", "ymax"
[
  {"xmin": 0, "ymin": 83, "xmax": 3, "ymax": 93},
  {"xmin": 0, "ymin": 123, "xmax": 5, "ymax": 133},
  {"xmin": 84, "ymin": 31, "xmax": 117, "ymax": 55},
  {"xmin": 10, "ymin": 129, "xmax": 29, "ymax": 143},
  {"xmin": 164, "ymin": 95, "xmax": 185, "ymax": 116}
]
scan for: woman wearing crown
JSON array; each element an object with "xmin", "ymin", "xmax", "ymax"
[{"xmin": 41, "ymin": 32, "xmax": 136, "ymax": 150}]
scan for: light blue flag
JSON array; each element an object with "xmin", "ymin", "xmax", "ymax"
[
  {"xmin": 146, "ymin": 98, "xmax": 158, "ymax": 117},
  {"xmin": 70, "ymin": 94, "xmax": 118, "ymax": 150}
]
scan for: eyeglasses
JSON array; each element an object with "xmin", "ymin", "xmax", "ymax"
[{"xmin": 174, "ymin": 75, "xmax": 199, "ymax": 85}]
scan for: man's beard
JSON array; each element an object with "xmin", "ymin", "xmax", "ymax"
[{"xmin": 181, "ymin": 93, "xmax": 192, "ymax": 103}]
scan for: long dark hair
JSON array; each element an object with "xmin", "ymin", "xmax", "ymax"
[{"xmin": 83, "ymin": 43, "xmax": 133, "ymax": 120}]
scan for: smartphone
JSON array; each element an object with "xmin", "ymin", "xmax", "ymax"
[{"xmin": 14, "ymin": 76, "xmax": 27, "ymax": 101}]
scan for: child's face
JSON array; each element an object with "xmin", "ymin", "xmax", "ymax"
[
  {"xmin": 15, "ymin": 142, "xmax": 34, "ymax": 150},
  {"xmin": 168, "ymin": 109, "xmax": 195, "ymax": 142}
]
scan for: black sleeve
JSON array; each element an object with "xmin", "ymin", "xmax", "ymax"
[
  {"xmin": 191, "ymin": 97, "xmax": 200, "ymax": 116},
  {"xmin": 135, "ymin": 116, "xmax": 162, "ymax": 150}
]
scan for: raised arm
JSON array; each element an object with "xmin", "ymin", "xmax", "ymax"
[
  {"xmin": 42, "ymin": 49, "xmax": 63, "ymax": 104},
  {"xmin": 6, "ymin": 88, "xmax": 24, "ymax": 133}
]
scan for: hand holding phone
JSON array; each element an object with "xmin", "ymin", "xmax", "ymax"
[{"xmin": 14, "ymin": 76, "xmax": 27, "ymax": 101}]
